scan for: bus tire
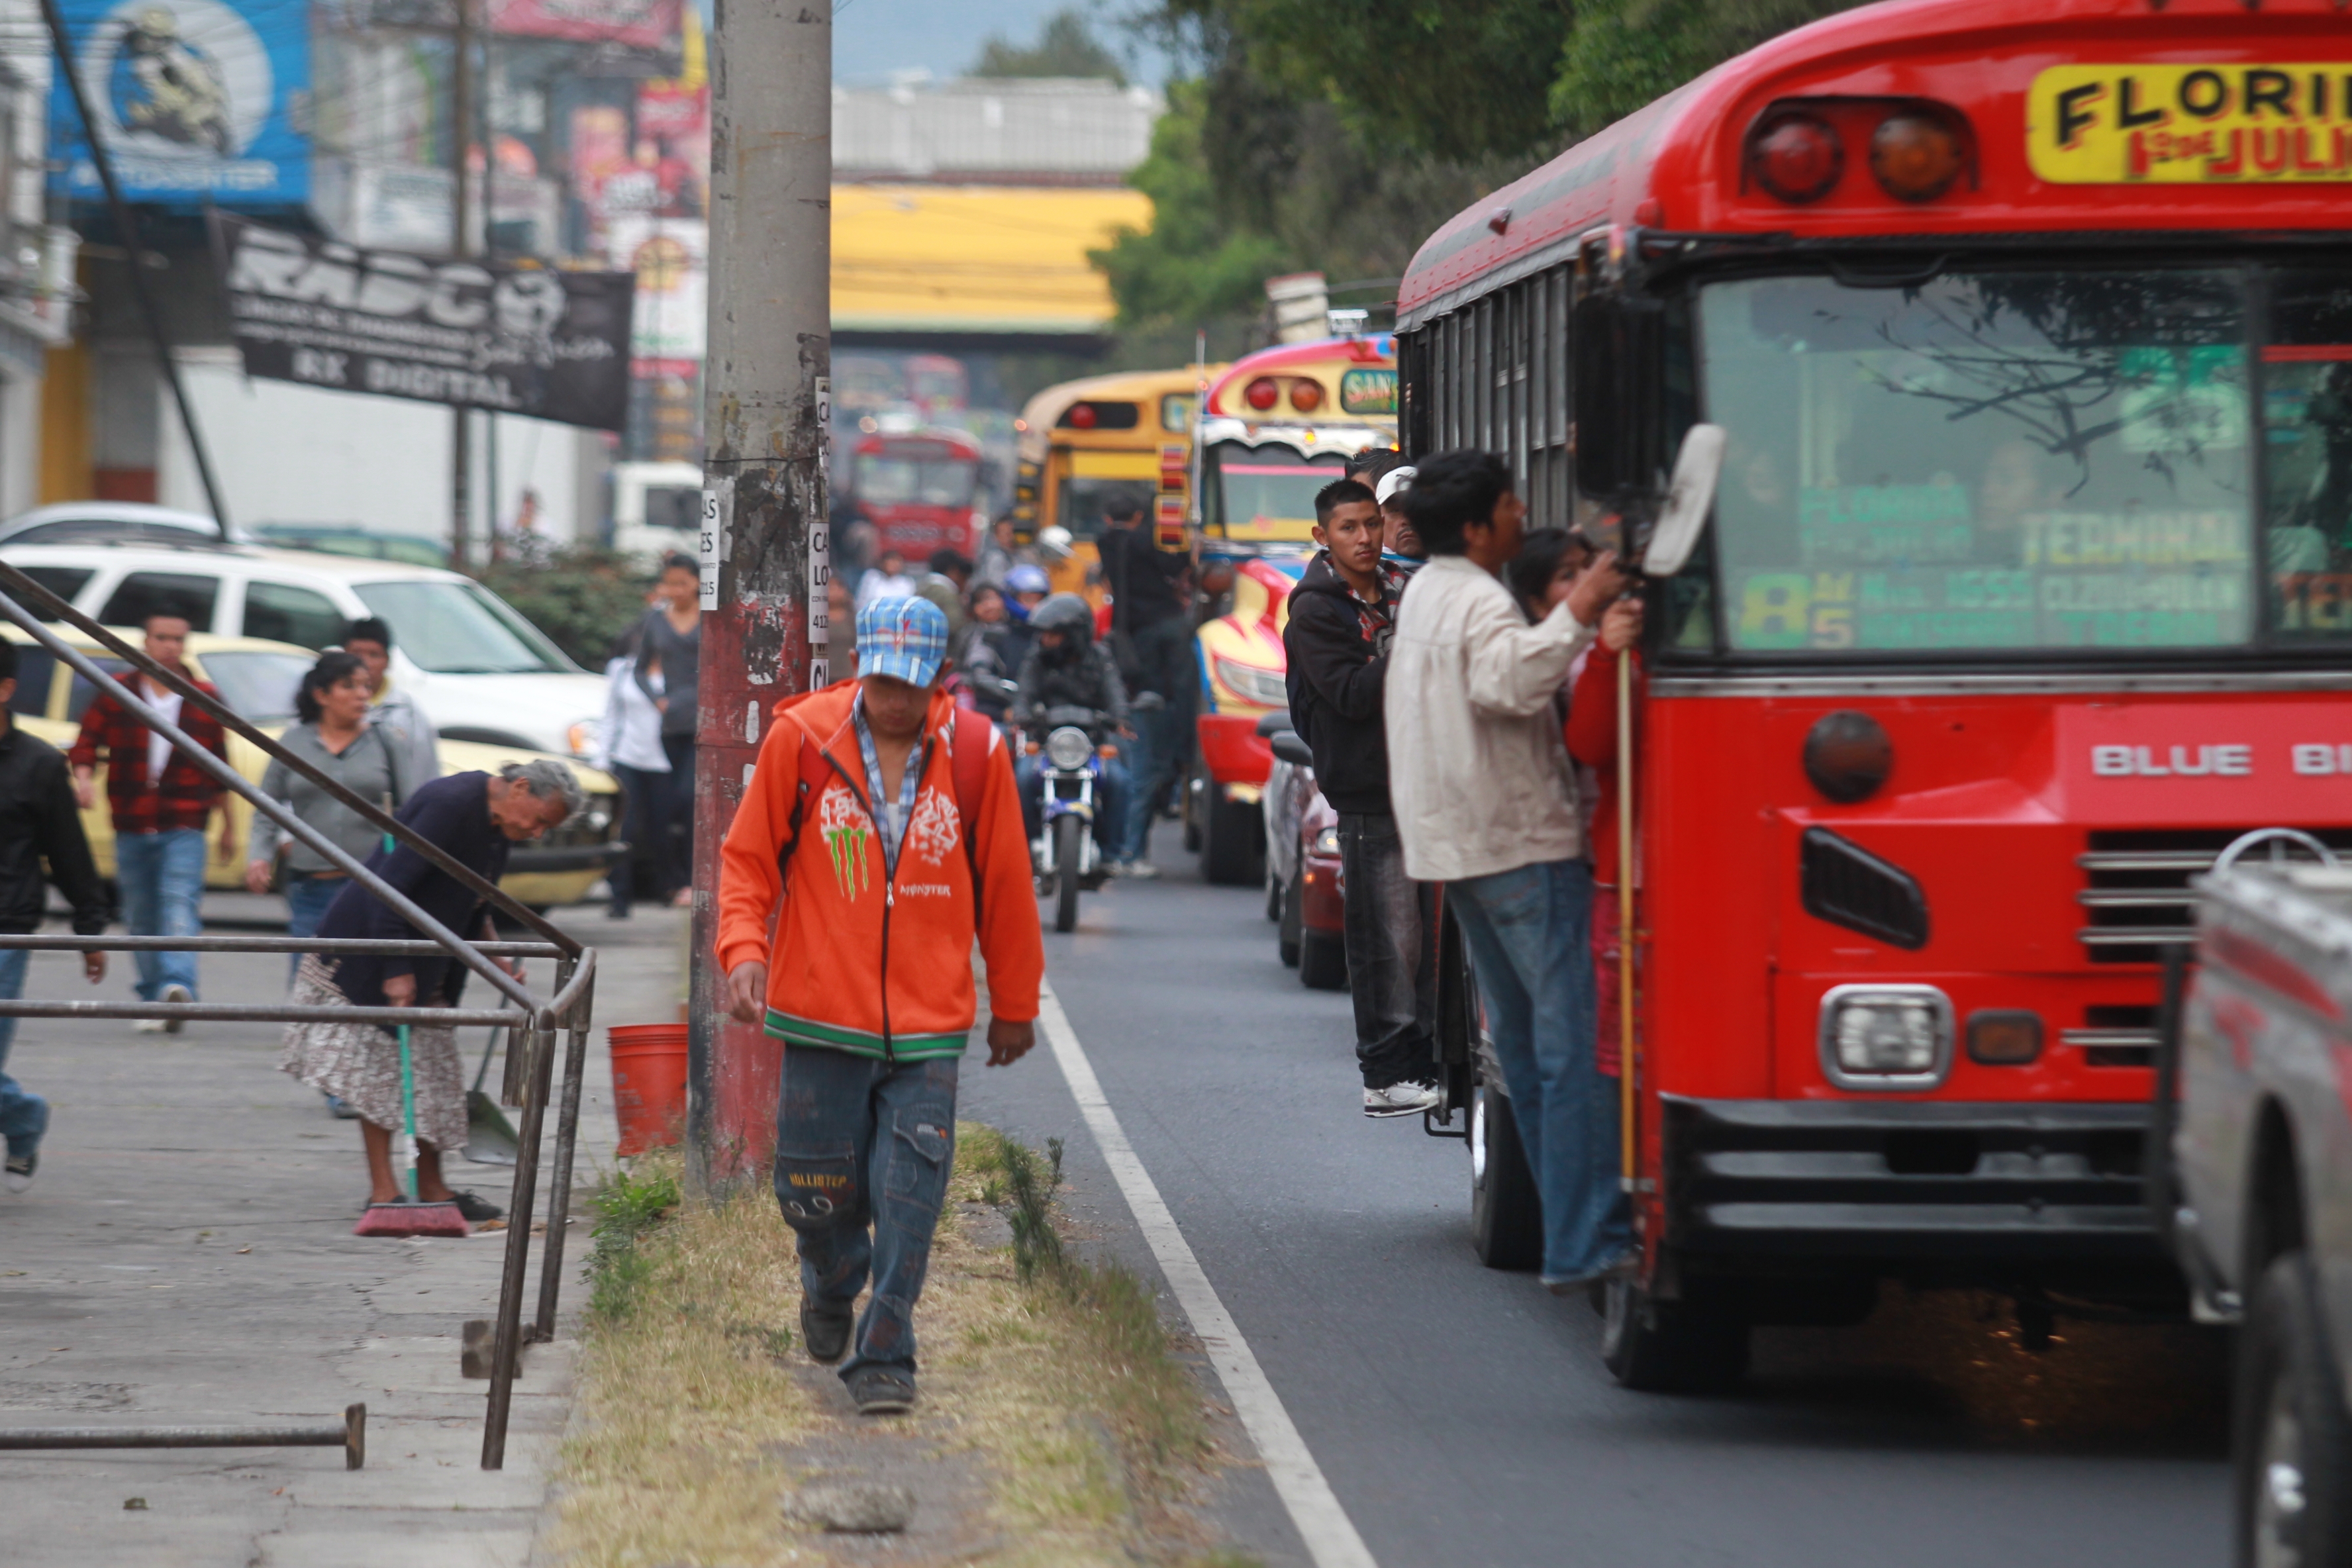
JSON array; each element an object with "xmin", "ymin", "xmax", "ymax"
[
  {"xmin": 1469, "ymin": 1079, "xmax": 1542, "ymax": 1271},
  {"xmin": 2238, "ymin": 1250, "xmax": 2352, "ymax": 1568},
  {"xmin": 1600, "ymin": 1276, "xmax": 1749, "ymax": 1393},
  {"xmin": 1279, "ymin": 875, "xmax": 1302, "ymax": 968},
  {"xmin": 1298, "ymin": 926, "xmax": 1347, "ymax": 991},
  {"xmin": 1201, "ymin": 787, "xmax": 1261, "ymax": 885}
]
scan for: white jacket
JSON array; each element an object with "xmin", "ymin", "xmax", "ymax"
[
  {"xmin": 1384, "ymin": 554, "xmax": 1594, "ymax": 883},
  {"xmin": 592, "ymin": 655, "xmax": 671, "ymax": 773}
]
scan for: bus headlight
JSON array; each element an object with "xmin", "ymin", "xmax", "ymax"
[
  {"xmin": 1213, "ymin": 656, "xmax": 1289, "ymax": 708},
  {"xmin": 1818, "ymin": 984, "xmax": 1951, "ymax": 1091}
]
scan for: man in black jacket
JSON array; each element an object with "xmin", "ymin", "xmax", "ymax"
[
  {"xmin": 1012, "ymin": 594, "xmax": 1132, "ymax": 858},
  {"xmin": 1283, "ymin": 479, "xmax": 1440, "ymax": 1118},
  {"xmin": 0, "ymin": 637, "xmax": 110, "ymax": 1191}
]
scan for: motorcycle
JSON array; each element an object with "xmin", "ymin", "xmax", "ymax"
[{"xmin": 1028, "ymin": 703, "xmax": 1116, "ymax": 933}]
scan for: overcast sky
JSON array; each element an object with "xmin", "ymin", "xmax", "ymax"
[{"xmin": 832, "ymin": 0, "xmax": 1170, "ymax": 87}]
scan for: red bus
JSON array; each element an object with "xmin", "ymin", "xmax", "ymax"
[
  {"xmin": 846, "ymin": 428, "xmax": 988, "ymax": 560},
  {"xmin": 1398, "ymin": 0, "xmax": 2352, "ymax": 1391}
]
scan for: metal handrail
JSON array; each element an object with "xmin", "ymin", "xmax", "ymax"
[
  {"xmin": 0, "ymin": 594, "xmax": 536, "ymax": 1013},
  {"xmin": 0, "ymin": 936, "xmax": 564, "ymax": 956},
  {"xmin": 0, "ymin": 560, "xmax": 579, "ymax": 956}
]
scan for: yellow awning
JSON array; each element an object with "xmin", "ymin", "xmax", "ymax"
[{"xmin": 832, "ymin": 183, "xmax": 1151, "ymax": 336}]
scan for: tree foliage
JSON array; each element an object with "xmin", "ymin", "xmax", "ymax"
[
  {"xmin": 469, "ymin": 545, "xmax": 654, "ymax": 669},
  {"xmin": 1551, "ymin": 0, "xmax": 1865, "ymax": 132},
  {"xmin": 971, "ymin": 9, "xmax": 1126, "ymax": 83}
]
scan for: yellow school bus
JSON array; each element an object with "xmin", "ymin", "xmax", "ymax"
[{"xmin": 1012, "ymin": 365, "xmax": 1226, "ymax": 599}]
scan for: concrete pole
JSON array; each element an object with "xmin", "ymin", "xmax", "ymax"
[
  {"xmin": 687, "ymin": 0, "xmax": 830, "ymax": 1195},
  {"xmin": 449, "ymin": 0, "xmax": 475, "ymax": 565}
]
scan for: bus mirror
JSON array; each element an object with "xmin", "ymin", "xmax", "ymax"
[{"xmin": 1642, "ymin": 424, "xmax": 1724, "ymax": 579}]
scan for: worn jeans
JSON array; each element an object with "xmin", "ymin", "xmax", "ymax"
[
  {"xmin": 1338, "ymin": 812, "xmax": 1437, "ymax": 1089},
  {"xmin": 773, "ymin": 1048, "xmax": 959, "ymax": 1380},
  {"xmin": 283, "ymin": 873, "xmax": 345, "ymax": 983},
  {"xmin": 1446, "ymin": 858, "xmax": 1630, "ymax": 1281},
  {"xmin": 117, "ymin": 827, "xmax": 205, "ymax": 1001},
  {"xmin": 0, "ymin": 947, "xmax": 46, "ymax": 1159}
]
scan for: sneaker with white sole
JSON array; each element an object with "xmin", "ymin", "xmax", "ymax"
[
  {"xmin": 160, "ymin": 983, "xmax": 192, "ymax": 1034},
  {"xmin": 132, "ymin": 1018, "xmax": 168, "ymax": 1035},
  {"xmin": 1362, "ymin": 1081, "xmax": 1442, "ymax": 1119},
  {"xmin": 1123, "ymin": 861, "xmax": 1160, "ymax": 881},
  {"xmin": 4, "ymin": 1150, "xmax": 35, "ymax": 1193}
]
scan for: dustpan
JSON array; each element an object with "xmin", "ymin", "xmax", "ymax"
[{"xmin": 464, "ymin": 1010, "xmax": 520, "ymax": 1167}]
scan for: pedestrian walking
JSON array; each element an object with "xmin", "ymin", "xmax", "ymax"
[
  {"xmin": 0, "ymin": 636, "xmax": 109, "ymax": 1192},
  {"xmin": 718, "ymin": 595, "xmax": 1042, "ymax": 1415},
  {"xmin": 973, "ymin": 516, "xmax": 1028, "ymax": 588},
  {"xmin": 67, "ymin": 613, "xmax": 234, "ymax": 1032},
  {"xmin": 1385, "ymin": 449, "xmax": 1632, "ymax": 1294},
  {"xmin": 917, "ymin": 549, "xmax": 973, "ymax": 636},
  {"xmin": 590, "ymin": 629, "xmax": 671, "ymax": 918},
  {"xmin": 638, "ymin": 554, "xmax": 702, "ymax": 907},
  {"xmin": 340, "ymin": 618, "xmax": 441, "ymax": 787},
  {"xmin": 1097, "ymin": 498, "xmax": 1191, "ymax": 875},
  {"xmin": 277, "ymin": 760, "xmax": 582, "ymax": 1225},
  {"xmin": 1285, "ymin": 477, "xmax": 1440, "ymax": 1118},
  {"xmin": 246, "ymin": 651, "xmax": 422, "ymax": 973}
]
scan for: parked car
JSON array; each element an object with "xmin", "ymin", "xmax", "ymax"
[
  {"xmin": 1, "ymin": 622, "xmax": 620, "ymax": 909},
  {"xmin": 0, "ymin": 538, "xmax": 607, "ymax": 758},
  {"xmin": 1264, "ymin": 720, "xmax": 1346, "ymax": 990},
  {"xmin": 0, "ymin": 502, "xmax": 246, "ymax": 549},
  {"xmin": 2161, "ymin": 830, "xmax": 2352, "ymax": 1565}
]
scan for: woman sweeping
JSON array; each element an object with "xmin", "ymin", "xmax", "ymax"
[{"xmin": 278, "ymin": 760, "xmax": 582, "ymax": 1225}]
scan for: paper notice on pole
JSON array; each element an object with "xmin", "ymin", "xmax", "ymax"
[
  {"xmin": 698, "ymin": 483, "xmax": 722, "ymax": 611},
  {"xmin": 809, "ymin": 515, "xmax": 830, "ymax": 690}
]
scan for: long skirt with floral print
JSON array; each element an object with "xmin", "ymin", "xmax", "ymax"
[{"xmin": 277, "ymin": 955, "xmax": 467, "ymax": 1150}]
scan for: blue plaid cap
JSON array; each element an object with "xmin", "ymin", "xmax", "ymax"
[{"xmin": 856, "ymin": 594, "xmax": 950, "ymax": 687}]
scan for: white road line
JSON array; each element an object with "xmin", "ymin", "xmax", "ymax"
[{"xmin": 1036, "ymin": 981, "xmax": 1380, "ymax": 1568}]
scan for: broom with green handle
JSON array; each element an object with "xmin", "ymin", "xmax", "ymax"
[{"xmin": 353, "ymin": 802, "xmax": 469, "ymax": 1239}]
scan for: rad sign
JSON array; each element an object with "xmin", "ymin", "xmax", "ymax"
[
  {"xmin": 219, "ymin": 217, "xmax": 634, "ymax": 431},
  {"xmin": 50, "ymin": 0, "xmax": 311, "ymax": 207}
]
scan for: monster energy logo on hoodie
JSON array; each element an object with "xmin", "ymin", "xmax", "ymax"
[{"xmin": 817, "ymin": 785, "xmax": 873, "ymax": 900}]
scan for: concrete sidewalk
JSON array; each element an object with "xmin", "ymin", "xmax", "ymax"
[{"xmin": 0, "ymin": 899, "xmax": 684, "ymax": 1567}]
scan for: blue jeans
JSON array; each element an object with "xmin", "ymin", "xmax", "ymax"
[
  {"xmin": 0, "ymin": 947, "xmax": 46, "ymax": 1159},
  {"xmin": 283, "ymin": 874, "xmax": 345, "ymax": 983},
  {"xmin": 1446, "ymin": 858, "xmax": 1629, "ymax": 1280},
  {"xmin": 1016, "ymin": 754, "xmax": 1129, "ymax": 856},
  {"xmin": 1118, "ymin": 706, "xmax": 1187, "ymax": 861},
  {"xmin": 116, "ymin": 828, "xmax": 206, "ymax": 1001},
  {"xmin": 773, "ymin": 1047, "xmax": 960, "ymax": 1380}
]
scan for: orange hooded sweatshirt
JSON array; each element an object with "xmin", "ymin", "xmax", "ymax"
[{"xmin": 716, "ymin": 681, "xmax": 1043, "ymax": 1060}]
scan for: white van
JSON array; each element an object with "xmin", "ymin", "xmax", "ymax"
[
  {"xmin": 610, "ymin": 460, "xmax": 703, "ymax": 567},
  {"xmin": 0, "ymin": 538, "xmax": 608, "ymax": 757}
]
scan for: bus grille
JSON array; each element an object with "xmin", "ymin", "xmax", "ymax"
[{"xmin": 2076, "ymin": 828, "xmax": 2352, "ymax": 965}]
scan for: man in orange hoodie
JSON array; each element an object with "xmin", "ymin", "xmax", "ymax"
[{"xmin": 718, "ymin": 595, "xmax": 1044, "ymax": 1415}]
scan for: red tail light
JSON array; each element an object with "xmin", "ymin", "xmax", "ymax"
[
  {"xmin": 1871, "ymin": 113, "xmax": 1964, "ymax": 201},
  {"xmin": 1749, "ymin": 114, "xmax": 1843, "ymax": 203},
  {"xmin": 1067, "ymin": 403, "xmax": 1098, "ymax": 429},
  {"xmin": 1288, "ymin": 379, "xmax": 1323, "ymax": 413},
  {"xmin": 1244, "ymin": 377, "xmax": 1281, "ymax": 412}
]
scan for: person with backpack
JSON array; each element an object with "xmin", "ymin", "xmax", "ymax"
[{"xmin": 718, "ymin": 595, "xmax": 1044, "ymax": 1416}]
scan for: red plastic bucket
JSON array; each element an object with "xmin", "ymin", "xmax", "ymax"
[{"xmin": 609, "ymin": 1024, "xmax": 689, "ymax": 1157}]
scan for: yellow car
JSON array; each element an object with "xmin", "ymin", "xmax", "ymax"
[{"xmin": 3, "ymin": 624, "xmax": 622, "ymax": 908}]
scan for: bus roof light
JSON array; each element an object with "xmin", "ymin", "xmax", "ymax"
[
  {"xmin": 1871, "ymin": 113, "xmax": 1965, "ymax": 201},
  {"xmin": 1244, "ymin": 377, "xmax": 1281, "ymax": 412},
  {"xmin": 1066, "ymin": 403, "xmax": 1097, "ymax": 429},
  {"xmin": 1749, "ymin": 113, "xmax": 1843, "ymax": 203},
  {"xmin": 1288, "ymin": 379, "xmax": 1323, "ymax": 413}
]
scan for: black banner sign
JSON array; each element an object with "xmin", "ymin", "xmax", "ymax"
[{"xmin": 218, "ymin": 217, "xmax": 634, "ymax": 431}]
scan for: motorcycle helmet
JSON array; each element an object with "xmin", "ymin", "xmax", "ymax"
[
  {"xmin": 1028, "ymin": 591, "xmax": 1095, "ymax": 644},
  {"xmin": 1036, "ymin": 525, "xmax": 1076, "ymax": 563},
  {"xmin": 1004, "ymin": 563, "xmax": 1050, "ymax": 596}
]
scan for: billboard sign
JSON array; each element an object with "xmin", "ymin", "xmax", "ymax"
[
  {"xmin": 490, "ymin": 0, "xmax": 678, "ymax": 48},
  {"xmin": 50, "ymin": 0, "xmax": 312, "ymax": 207},
  {"xmin": 218, "ymin": 217, "xmax": 635, "ymax": 431}
]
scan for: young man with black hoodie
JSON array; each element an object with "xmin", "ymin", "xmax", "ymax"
[{"xmin": 1283, "ymin": 478, "xmax": 1441, "ymax": 1118}]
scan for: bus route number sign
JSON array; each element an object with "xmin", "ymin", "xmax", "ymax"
[{"xmin": 2028, "ymin": 64, "xmax": 2352, "ymax": 183}]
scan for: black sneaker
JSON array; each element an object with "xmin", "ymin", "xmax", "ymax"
[
  {"xmin": 846, "ymin": 1365, "xmax": 915, "ymax": 1415},
  {"xmin": 801, "ymin": 1297, "xmax": 854, "ymax": 1365},
  {"xmin": 448, "ymin": 1190, "xmax": 505, "ymax": 1224},
  {"xmin": 3, "ymin": 1150, "xmax": 34, "ymax": 1193}
]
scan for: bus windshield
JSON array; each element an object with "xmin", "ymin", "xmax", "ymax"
[
  {"xmin": 1206, "ymin": 444, "xmax": 1350, "ymax": 540},
  {"xmin": 1700, "ymin": 269, "xmax": 2256, "ymax": 654},
  {"xmin": 856, "ymin": 450, "xmax": 977, "ymax": 509}
]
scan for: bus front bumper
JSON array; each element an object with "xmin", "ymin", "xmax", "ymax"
[{"xmin": 1661, "ymin": 1096, "xmax": 2165, "ymax": 1266}]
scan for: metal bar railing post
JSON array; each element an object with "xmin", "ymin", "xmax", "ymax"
[
  {"xmin": 0, "ymin": 563, "xmax": 578, "ymax": 955},
  {"xmin": 481, "ymin": 969, "xmax": 565, "ymax": 1469},
  {"xmin": 532, "ymin": 970, "xmax": 595, "ymax": 1342},
  {"xmin": 0, "ymin": 597, "xmax": 536, "ymax": 1014}
]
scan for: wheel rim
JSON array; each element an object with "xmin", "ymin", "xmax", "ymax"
[
  {"xmin": 1600, "ymin": 1277, "xmax": 1634, "ymax": 1357},
  {"xmin": 2256, "ymin": 1365, "xmax": 2310, "ymax": 1568},
  {"xmin": 1469, "ymin": 1091, "xmax": 1490, "ymax": 1188}
]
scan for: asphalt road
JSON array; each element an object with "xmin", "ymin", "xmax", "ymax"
[{"xmin": 961, "ymin": 824, "xmax": 2233, "ymax": 1568}]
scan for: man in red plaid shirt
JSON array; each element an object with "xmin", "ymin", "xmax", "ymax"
[{"xmin": 68, "ymin": 614, "xmax": 234, "ymax": 1033}]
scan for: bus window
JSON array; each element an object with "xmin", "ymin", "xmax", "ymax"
[
  {"xmin": 1698, "ymin": 270, "xmax": 2251, "ymax": 654},
  {"xmin": 856, "ymin": 452, "xmax": 978, "ymax": 509},
  {"xmin": 1058, "ymin": 478, "xmax": 1155, "ymax": 540},
  {"xmin": 1159, "ymin": 393, "xmax": 1195, "ymax": 432},
  {"xmin": 1204, "ymin": 445, "xmax": 1349, "ymax": 539},
  {"xmin": 2264, "ymin": 272, "xmax": 2352, "ymax": 642}
]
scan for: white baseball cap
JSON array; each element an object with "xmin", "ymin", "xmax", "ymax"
[{"xmin": 1375, "ymin": 466, "xmax": 1416, "ymax": 506}]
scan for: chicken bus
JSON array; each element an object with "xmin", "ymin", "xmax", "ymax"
[
  {"xmin": 1012, "ymin": 366, "xmax": 1222, "ymax": 602},
  {"xmin": 1396, "ymin": 0, "xmax": 2352, "ymax": 1394}
]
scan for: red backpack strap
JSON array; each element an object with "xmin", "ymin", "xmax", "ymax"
[
  {"xmin": 775, "ymin": 732, "xmax": 834, "ymax": 884},
  {"xmin": 946, "ymin": 708, "xmax": 997, "ymax": 914}
]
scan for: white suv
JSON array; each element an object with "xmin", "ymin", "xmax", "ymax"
[{"xmin": 0, "ymin": 538, "xmax": 608, "ymax": 757}]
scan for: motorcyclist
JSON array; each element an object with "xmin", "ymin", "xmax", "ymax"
[{"xmin": 1011, "ymin": 593, "xmax": 1131, "ymax": 854}]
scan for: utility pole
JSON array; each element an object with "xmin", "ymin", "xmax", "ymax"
[
  {"xmin": 686, "ymin": 0, "xmax": 830, "ymax": 1194},
  {"xmin": 449, "ymin": 0, "xmax": 475, "ymax": 566}
]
